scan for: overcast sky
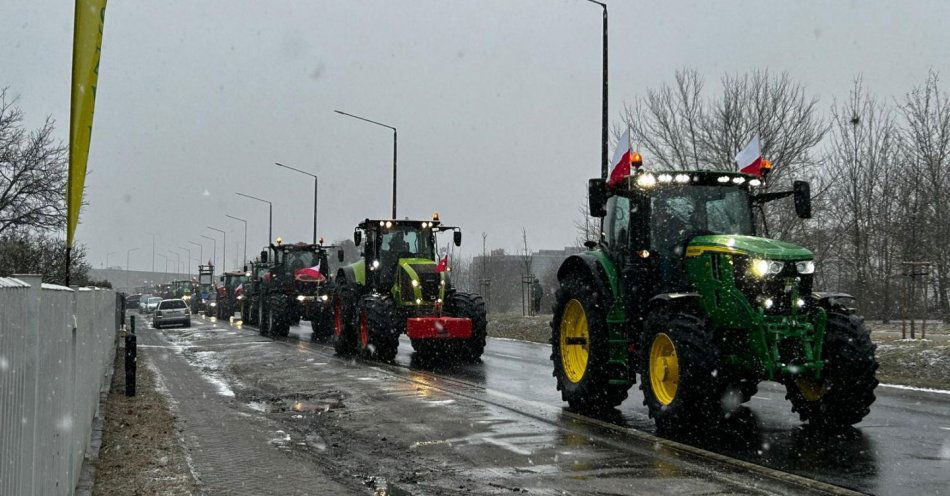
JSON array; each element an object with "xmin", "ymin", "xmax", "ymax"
[{"xmin": 3, "ymin": 0, "xmax": 949, "ymax": 271}]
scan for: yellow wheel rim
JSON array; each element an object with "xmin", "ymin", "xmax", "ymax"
[
  {"xmin": 649, "ymin": 333, "xmax": 679, "ymax": 406},
  {"xmin": 796, "ymin": 378, "xmax": 827, "ymax": 402},
  {"xmin": 559, "ymin": 299, "xmax": 590, "ymax": 384}
]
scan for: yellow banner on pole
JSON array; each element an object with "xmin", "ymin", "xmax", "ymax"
[{"xmin": 66, "ymin": 0, "xmax": 107, "ymax": 247}]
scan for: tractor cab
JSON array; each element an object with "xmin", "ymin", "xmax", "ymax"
[
  {"xmin": 348, "ymin": 216, "xmax": 461, "ymax": 308},
  {"xmin": 266, "ymin": 240, "xmax": 331, "ymax": 293}
]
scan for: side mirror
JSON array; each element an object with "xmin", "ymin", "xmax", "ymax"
[
  {"xmin": 793, "ymin": 180, "xmax": 812, "ymax": 219},
  {"xmin": 260, "ymin": 250, "xmax": 268, "ymax": 263},
  {"xmin": 453, "ymin": 231, "xmax": 462, "ymax": 247},
  {"xmin": 354, "ymin": 230, "xmax": 362, "ymax": 246},
  {"xmin": 243, "ymin": 265, "xmax": 248, "ymax": 272},
  {"xmin": 337, "ymin": 249, "xmax": 345, "ymax": 263},
  {"xmin": 588, "ymin": 178, "xmax": 608, "ymax": 218}
]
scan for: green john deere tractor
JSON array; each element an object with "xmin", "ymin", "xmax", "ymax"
[
  {"xmin": 551, "ymin": 170, "xmax": 878, "ymax": 430},
  {"xmin": 331, "ymin": 216, "xmax": 486, "ymax": 362},
  {"xmin": 256, "ymin": 240, "xmax": 335, "ymax": 339}
]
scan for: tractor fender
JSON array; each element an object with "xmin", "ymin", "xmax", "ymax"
[
  {"xmin": 810, "ymin": 292, "xmax": 857, "ymax": 313},
  {"xmin": 336, "ymin": 267, "xmax": 357, "ymax": 287},
  {"xmin": 647, "ymin": 292, "xmax": 702, "ymax": 314},
  {"xmin": 557, "ymin": 253, "xmax": 615, "ymax": 307}
]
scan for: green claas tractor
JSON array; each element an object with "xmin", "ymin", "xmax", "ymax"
[
  {"xmin": 215, "ymin": 271, "xmax": 247, "ymax": 320},
  {"xmin": 169, "ymin": 280, "xmax": 193, "ymax": 300},
  {"xmin": 331, "ymin": 216, "xmax": 487, "ymax": 362},
  {"xmin": 551, "ymin": 170, "xmax": 878, "ymax": 430},
  {"xmin": 256, "ymin": 240, "xmax": 334, "ymax": 339},
  {"xmin": 242, "ymin": 258, "xmax": 270, "ymax": 327}
]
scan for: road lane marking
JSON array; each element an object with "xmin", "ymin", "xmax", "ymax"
[
  {"xmin": 940, "ymin": 427, "xmax": 950, "ymax": 432},
  {"xmin": 879, "ymin": 383, "xmax": 950, "ymax": 395},
  {"xmin": 490, "ymin": 353, "xmax": 523, "ymax": 360},
  {"xmin": 751, "ymin": 396, "xmax": 772, "ymax": 401}
]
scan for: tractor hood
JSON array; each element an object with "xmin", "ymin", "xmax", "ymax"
[
  {"xmin": 398, "ymin": 258, "xmax": 446, "ymax": 305},
  {"xmin": 686, "ymin": 234, "xmax": 812, "ymax": 261}
]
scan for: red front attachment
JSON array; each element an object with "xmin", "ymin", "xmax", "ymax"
[{"xmin": 406, "ymin": 317, "xmax": 472, "ymax": 339}]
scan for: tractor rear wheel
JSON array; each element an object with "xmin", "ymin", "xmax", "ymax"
[
  {"xmin": 447, "ymin": 292, "xmax": 487, "ymax": 362},
  {"xmin": 268, "ymin": 297, "xmax": 290, "ymax": 337},
  {"xmin": 550, "ymin": 275, "xmax": 629, "ymax": 411},
  {"xmin": 640, "ymin": 308, "xmax": 721, "ymax": 431},
  {"xmin": 331, "ymin": 292, "xmax": 357, "ymax": 355},
  {"xmin": 357, "ymin": 294, "xmax": 400, "ymax": 362},
  {"xmin": 784, "ymin": 310, "xmax": 878, "ymax": 428},
  {"xmin": 310, "ymin": 305, "xmax": 333, "ymax": 343}
]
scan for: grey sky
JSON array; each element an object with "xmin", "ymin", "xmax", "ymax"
[{"xmin": 3, "ymin": 0, "xmax": 948, "ymax": 271}]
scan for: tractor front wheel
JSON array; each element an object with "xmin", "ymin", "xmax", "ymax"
[
  {"xmin": 447, "ymin": 292, "xmax": 487, "ymax": 362},
  {"xmin": 640, "ymin": 308, "xmax": 721, "ymax": 431},
  {"xmin": 550, "ymin": 276, "xmax": 629, "ymax": 411},
  {"xmin": 357, "ymin": 294, "xmax": 399, "ymax": 362},
  {"xmin": 784, "ymin": 310, "xmax": 878, "ymax": 428},
  {"xmin": 268, "ymin": 297, "xmax": 290, "ymax": 337},
  {"xmin": 331, "ymin": 293, "xmax": 357, "ymax": 355}
]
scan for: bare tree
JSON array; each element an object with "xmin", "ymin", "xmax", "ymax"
[
  {"xmin": 573, "ymin": 200, "xmax": 597, "ymax": 246},
  {"xmin": 0, "ymin": 88, "xmax": 68, "ymax": 235}
]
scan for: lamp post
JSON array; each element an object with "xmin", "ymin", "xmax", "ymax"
[
  {"xmin": 334, "ymin": 110, "xmax": 397, "ymax": 218},
  {"xmin": 188, "ymin": 240, "xmax": 203, "ymax": 268},
  {"xmin": 201, "ymin": 235, "xmax": 216, "ymax": 269},
  {"xmin": 178, "ymin": 246, "xmax": 192, "ymax": 277},
  {"xmin": 274, "ymin": 162, "xmax": 318, "ymax": 244},
  {"xmin": 126, "ymin": 247, "xmax": 139, "ymax": 288},
  {"xmin": 207, "ymin": 226, "xmax": 226, "ymax": 272},
  {"xmin": 236, "ymin": 192, "xmax": 273, "ymax": 247},
  {"xmin": 157, "ymin": 253, "xmax": 168, "ymax": 281},
  {"xmin": 226, "ymin": 215, "xmax": 248, "ymax": 267},
  {"xmin": 169, "ymin": 250, "xmax": 181, "ymax": 278},
  {"xmin": 582, "ymin": 0, "xmax": 608, "ymax": 179},
  {"xmin": 148, "ymin": 232, "xmax": 158, "ymax": 272}
]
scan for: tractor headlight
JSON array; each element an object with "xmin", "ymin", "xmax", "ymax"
[
  {"xmin": 297, "ymin": 295, "xmax": 306, "ymax": 302},
  {"xmin": 320, "ymin": 294, "xmax": 329, "ymax": 301},
  {"xmin": 750, "ymin": 259, "xmax": 784, "ymax": 278},
  {"xmin": 411, "ymin": 279, "xmax": 419, "ymax": 288},
  {"xmin": 796, "ymin": 260, "xmax": 815, "ymax": 275},
  {"xmin": 636, "ymin": 173, "xmax": 657, "ymax": 189},
  {"xmin": 210, "ymin": 302, "xmax": 217, "ymax": 307}
]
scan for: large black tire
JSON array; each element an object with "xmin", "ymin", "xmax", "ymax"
[
  {"xmin": 248, "ymin": 298, "xmax": 259, "ymax": 326},
  {"xmin": 447, "ymin": 292, "xmax": 487, "ymax": 362},
  {"xmin": 550, "ymin": 275, "xmax": 629, "ymax": 411},
  {"xmin": 332, "ymin": 291, "xmax": 358, "ymax": 356},
  {"xmin": 258, "ymin": 298, "xmax": 270, "ymax": 336},
  {"xmin": 640, "ymin": 308, "xmax": 722, "ymax": 431},
  {"xmin": 268, "ymin": 297, "xmax": 290, "ymax": 337},
  {"xmin": 357, "ymin": 294, "xmax": 400, "ymax": 362},
  {"xmin": 310, "ymin": 306, "xmax": 333, "ymax": 343},
  {"xmin": 784, "ymin": 310, "xmax": 878, "ymax": 427}
]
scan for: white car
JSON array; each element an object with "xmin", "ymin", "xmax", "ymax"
[
  {"xmin": 144, "ymin": 296, "xmax": 162, "ymax": 314},
  {"xmin": 153, "ymin": 299, "xmax": 191, "ymax": 329}
]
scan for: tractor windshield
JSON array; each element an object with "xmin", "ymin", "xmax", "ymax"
[
  {"xmin": 380, "ymin": 226, "xmax": 435, "ymax": 260},
  {"xmin": 283, "ymin": 250, "xmax": 317, "ymax": 276},
  {"xmin": 650, "ymin": 185, "xmax": 753, "ymax": 253}
]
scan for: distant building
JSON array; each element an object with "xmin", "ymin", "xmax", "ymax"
[{"xmin": 470, "ymin": 246, "xmax": 583, "ymax": 314}]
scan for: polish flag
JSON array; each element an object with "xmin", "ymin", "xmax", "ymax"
[
  {"xmin": 736, "ymin": 136, "xmax": 767, "ymax": 176},
  {"xmin": 435, "ymin": 240, "xmax": 451, "ymax": 272},
  {"xmin": 295, "ymin": 261, "xmax": 325, "ymax": 282},
  {"xmin": 235, "ymin": 283, "xmax": 244, "ymax": 296},
  {"xmin": 607, "ymin": 129, "xmax": 641, "ymax": 187}
]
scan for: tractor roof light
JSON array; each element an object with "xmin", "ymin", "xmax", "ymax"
[
  {"xmin": 432, "ymin": 212, "xmax": 440, "ymax": 221},
  {"xmin": 276, "ymin": 237, "xmax": 283, "ymax": 245},
  {"xmin": 749, "ymin": 178, "xmax": 762, "ymax": 187},
  {"xmin": 636, "ymin": 173, "xmax": 657, "ymax": 189},
  {"xmin": 411, "ymin": 279, "xmax": 419, "ymax": 287},
  {"xmin": 657, "ymin": 174, "xmax": 673, "ymax": 183},
  {"xmin": 718, "ymin": 175, "xmax": 731, "ymax": 183},
  {"xmin": 371, "ymin": 260, "xmax": 380, "ymax": 270},
  {"xmin": 674, "ymin": 174, "xmax": 691, "ymax": 184},
  {"xmin": 796, "ymin": 260, "xmax": 815, "ymax": 274},
  {"xmin": 385, "ymin": 221, "xmax": 393, "ymax": 228},
  {"xmin": 732, "ymin": 177, "xmax": 746, "ymax": 185}
]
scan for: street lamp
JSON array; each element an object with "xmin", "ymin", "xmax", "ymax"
[
  {"xmin": 579, "ymin": 0, "xmax": 609, "ymax": 178},
  {"xmin": 200, "ymin": 234, "xmax": 216, "ymax": 269},
  {"xmin": 188, "ymin": 240, "xmax": 203, "ymax": 267},
  {"xmin": 207, "ymin": 226, "xmax": 226, "ymax": 272},
  {"xmin": 274, "ymin": 162, "xmax": 318, "ymax": 244},
  {"xmin": 169, "ymin": 250, "xmax": 181, "ymax": 278},
  {"xmin": 105, "ymin": 251, "xmax": 115, "ymax": 269},
  {"xmin": 126, "ymin": 247, "xmax": 139, "ymax": 288},
  {"xmin": 236, "ymin": 192, "xmax": 273, "ymax": 247},
  {"xmin": 226, "ymin": 215, "xmax": 248, "ymax": 267},
  {"xmin": 178, "ymin": 246, "xmax": 192, "ymax": 276},
  {"xmin": 157, "ymin": 253, "xmax": 169, "ymax": 281},
  {"xmin": 148, "ymin": 232, "xmax": 158, "ymax": 272},
  {"xmin": 334, "ymin": 110, "xmax": 397, "ymax": 218}
]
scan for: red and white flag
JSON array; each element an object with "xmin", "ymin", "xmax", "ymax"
[
  {"xmin": 435, "ymin": 240, "xmax": 451, "ymax": 272},
  {"xmin": 294, "ymin": 261, "xmax": 325, "ymax": 282},
  {"xmin": 235, "ymin": 283, "xmax": 244, "ymax": 296},
  {"xmin": 736, "ymin": 136, "xmax": 766, "ymax": 176},
  {"xmin": 607, "ymin": 129, "xmax": 641, "ymax": 187}
]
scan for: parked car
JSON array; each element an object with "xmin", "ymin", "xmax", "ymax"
[
  {"xmin": 139, "ymin": 294, "xmax": 154, "ymax": 312},
  {"xmin": 126, "ymin": 294, "xmax": 141, "ymax": 309},
  {"xmin": 153, "ymin": 299, "xmax": 191, "ymax": 329},
  {"xmin": 144, "ymin": 296, "xmax": 162, "ymax": 314}
]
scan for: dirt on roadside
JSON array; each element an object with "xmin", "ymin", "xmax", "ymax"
[
  {"xmin": 93, "ymin": 346, "xmax": 199, "ymax": 496},
  {"xmin": 488, "ymin": 313, "xmax": 950, "ymax": 390}
]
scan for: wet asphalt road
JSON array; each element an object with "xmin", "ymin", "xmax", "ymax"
[
  {"xmin": 179, "ymin": 312, "xmax": 950, "ymax": 495},
  {"xmin": 275, "ymin": 323, "xmax": 950, "ymax": 495}
]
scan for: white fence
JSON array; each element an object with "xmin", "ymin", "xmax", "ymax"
[{"xmin": 0, "ymin": 275, "xmax": 118, "ymax": 496}]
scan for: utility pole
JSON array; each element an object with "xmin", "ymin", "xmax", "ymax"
[
  {"xmin": 208, "ymin": 227, "xmax": 226, "ymax": 272},
  {"xmin": 226, "ymin": 215, "xmax": 248, "ymax": 267},
  {"xmin": 274, "ymin": 163, "xmax": 318, "ymax": 244},
  {"xmin": 236, "ymin": 192, "xmax": 273, "ymax": 247},
  {"xmin": 334, "ymin": 110, "xmax": 398, "ymax": 218},
  {"xmin": 583, "ymin": 0, "xmax": 609, "ymax": 178}
]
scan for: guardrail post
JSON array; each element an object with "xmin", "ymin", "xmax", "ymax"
[{"xmin": 125, "ymin": 315, "xmax": 136, "ymax": 396}]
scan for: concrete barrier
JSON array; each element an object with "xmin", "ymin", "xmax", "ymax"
[{"xmin": 0, "ymin": 275, "xmax": 118, "ymax": 496}]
